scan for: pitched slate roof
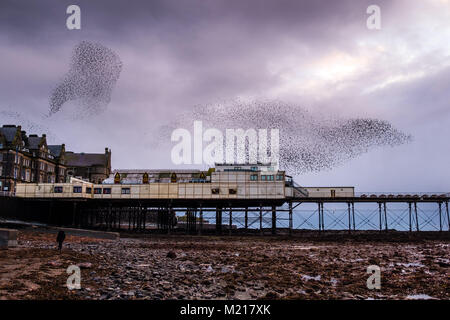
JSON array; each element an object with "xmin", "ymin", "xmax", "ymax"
[
  {"xmin": 48, "ymin": 145, "xmax": 63, "ymax": 157},
  {"xmin": 27, "ymin": 135, "xmax": 43, "ymax": 150},
  {"xmin": 65, "ymin": 152, "xmax": 108, "ymax": 167},
  {"xmin": 0, "ymin": 125, "xmax": 19, "ymax": 144}
]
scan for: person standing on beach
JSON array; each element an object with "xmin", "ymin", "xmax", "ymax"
[{"xmin": 56, "ymin": 230, "xmax": 66, "ymax": 253}]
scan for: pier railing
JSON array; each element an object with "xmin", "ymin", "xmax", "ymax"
[{"xmin": 355, "ymin": 192, "xmax": 449, "ymax": 199}]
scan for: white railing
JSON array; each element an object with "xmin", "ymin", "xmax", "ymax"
[{"xmin": 355, "ymin": 192, "xmax": 450, "ymax": 198}]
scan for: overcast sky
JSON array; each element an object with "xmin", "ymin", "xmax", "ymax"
[{"xmin": 0, "ymin": 0, "xmax": 449, "ymax": 192}]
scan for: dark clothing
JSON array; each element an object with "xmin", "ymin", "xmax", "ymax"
[{"xmin": 56, "ymin": 231, "xmax": 66, "ymax": 252}]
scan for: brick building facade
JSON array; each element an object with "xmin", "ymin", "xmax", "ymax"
[
  {"xmin": 65, "ymin": 148, "xmax": 112, "ymax": 184},
  {"xmin": 0, "ymin": 125, "xmax": 67, "ymax": 191},
  {"xmin": 0, "ymin": 124, "xmax": 112, "ymax": 191}
]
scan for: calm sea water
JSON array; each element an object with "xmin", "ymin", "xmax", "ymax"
[{"xmin": 182, "ymin": 202, "xmax": 449, "ymax": 232}]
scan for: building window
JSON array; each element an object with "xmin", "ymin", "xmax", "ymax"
[
  {"xmin": 86, "ymin": 187, "xmax": 92, "ymax": 194},
  {"xmin": 261, "ymin": 175, "xmax": 267, "ymax": 181},
  {"xmin": 121, "ymin": 188, "xmax": 130, "ymax": 194},
  {"xmin": 103, "ymin": 188, "xmax": 111, "ymax": 194},
  {"xmin": 267, "ymin": 175, "xmax": 274, "ymax": 181},
  {"xmin": 73, "ymin": 186, "xmax": 82, "ymax": 193},
  {"xmin": 94, "ymin": 188, "xmax": 102, "ymax": 194},
  {"xmin": 250, "ymin": 174, "xmax": 258, "ymax": 181},
  {"xmin": 212, "ymin": 188, "xmax": 220, "ymax": 194},
  {"xmin": 276, "ymin": 174, "xmax": 284, "ymax": 181},
  {"xmin": 251, "ymin": 166, "xmax": 258, "ymax": 171},
  {"xmin": 229, "ymin": 188, "xmax": 237, "ymax": 195},
  {"xmin": 14, "ymin": 167, "xmax": 18, "ymax": 179},
  {"xmin": 54, "ymin": 186, "xmax": 63, "ymax": 193}
]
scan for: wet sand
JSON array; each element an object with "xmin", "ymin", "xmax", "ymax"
[{"xmin": 0, "ymin": 230, "xmax": 448, "ymax": 300}]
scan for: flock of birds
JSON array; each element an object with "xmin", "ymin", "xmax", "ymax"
[{"xmin": 2, "ymin": 41, "xmax": 411, "ymax": 174}]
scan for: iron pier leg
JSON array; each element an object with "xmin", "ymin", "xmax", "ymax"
[
  {"xmin": 108, "ymin": 203, "xmax": 112, "ymax": 231},
  {"xmin": 244, "ymin": 207, "xmax": 248, "ymax": 230},
  {"xmin": 318, "ymin": 202, "xmax": 322, "ymax": 231},
  {"xmin": 446, "ymin": 201, "xmax": 450, "ymax": 232},
  {"xmin": 199, "ymin": 205, "xmax": 203, "ymax": 235},
  {"xmin": 352, "ymin": 202, "xmax": 355, "ymax": 231},
  {"xmin": 118, "ymin": 207, "xmax": 121, "ymax": 231},
  {"xmin": 259, "ymin": 206, "xmax": 263, "ymax": 235},
  {"xmin": 321, "ymin": 202, "xmax": 325, "ymax": 231},
  {"xmin": 272, "ymin": 206, "xmax": 276, "ymax": 235},
  {"xmin": 384, "ymin": 202, "xmax": 388, "ymax": 231},
  {"xmin": 378, "ymin": 202, "xmax": 382, "ymax": 232},
  {"xmin": 168, "ymin": 206, "xmax": 172, "ymax": 235},
  {"xmin": 289, "ymin": 201, "xmax": 293, "ymax": 236},
  {"xmin": 216, "ymin": 207, "xmax": 222, "ymax": 234},
  {"xmin": 408, "ymin": 202, "xmax": 412, "ymax": 232},
  {"xmin": 414, "ymin": 202, "xmax": 419, "ymax": 231},
  {"xmin": 128, "ymin": 207, "xmax": 131, "ymax": 231},
  {"xmin": 142, "ymin": 206, "xmax": 146, "ymax": 232},
  {"xmin": 229, "ymin": 207, "xmax": 232, "ymax": 236},
  {"xmin": 347, "ymin": 202, "xmax": 351, "ymax": 233},
  {"xmin": 438, "ymin": 202, "xmax": 442, "ymax": 232}
]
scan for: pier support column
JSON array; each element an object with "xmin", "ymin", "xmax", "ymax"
[
  {"xmin": 168, "ymin": 205, "xmax": 173, "ymax": 235},
  {"xmin": 118, "ymin": 207, "xmax": 121, "ymax": 231},
  {"xmin": 384, "ymin": 202, "xmax": 388, "ymax": 231},
  {"xmin": 414, "ymin": 202, "xmax": 419, "ymax": 231},
  {"xmin": 216, "ymin": 207, "xmax": 222, "ymax": 234},
  {"xmin": 108, "ymin": 203, "xmax": 112, "ymax": 231},
  {"xmin": 446, "ymin": 201, "xmax": 450, "ymax": 232},
  {"xmin": 408, "ymin": 202, "xmax": 412, "ymax": 232},
  {"xmin": 288, "ymin": 201, "xmax": 293, "ymax": 236},
  {"xmin": 352, "ymin": 202, "xmax": 355, "ymax": 231},
  {"xmin": 198, "ymin": 205, "xmax": 203, "ymax": 235},
  {"xmin": 259, "ymin": 206, "xmax": 263, "ymax": 235},
  {"xmin": 143, "ymin": 206, "xmax": 147, "ymax": 232},
  {"xmin": 347, "ymin": 202, "xmax": 351, "ymax": 233},
  {"xmin": 271, "ymin": 206, "xmax": 276, "ymax": 235},
  {"xmin": 438, "ymin": 202, "xmax": 442, "ymax": 232},
  {"xmin": 128, "ymin": 207, "xmax": 131, "ymax": 231},
  {"xmin": 378, "ymin": 202, "xmax": 382, "ymax": 232},
  {"xmin": 229, "ymin": 207, "xmax": 232, "ymax": 236},
  {"xmin": 318, "ymin": 202, "xmax": 322, "ymax": 231},
  {"xmin": 244, "ymin": 207, "xmax": 248, "ymax": 230}
]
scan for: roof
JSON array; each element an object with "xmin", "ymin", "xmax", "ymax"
[
  {"xmin": 66, "ymin": 152, "xmax": 108, "ymax": 167},
  {"xmin": 48, "ymin": 145, "xmax": 63, "ymax": 157},
  {"xmin": 0, "ymin": 125, "xmax": 19, "ymax": 143},
  {"xmin": 27, "ymin": 135, "xmax": 43, "ymax": 149},
  {"xmin": 112, "ymin": 169, "xmax": 202, "ymax": 174}
]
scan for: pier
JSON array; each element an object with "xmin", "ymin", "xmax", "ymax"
[{"xmin": 1, "ymin": 193, "xmax": 449, "ymax": 234}]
